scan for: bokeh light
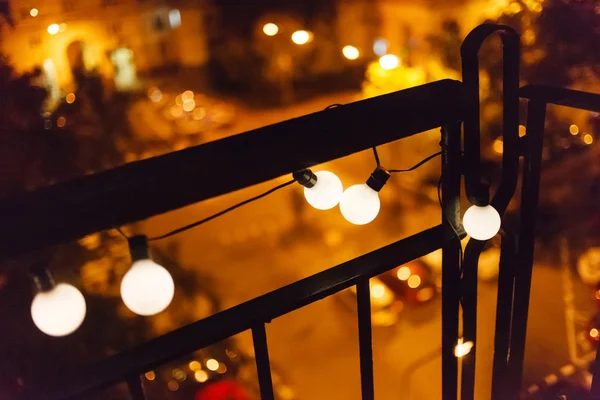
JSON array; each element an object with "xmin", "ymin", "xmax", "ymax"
[
  {"xmin": 291, "ymin": 30, "xmax": 311, "ymax": 45},
  {"xmin": 379, "ymin": 54, "xmax": 399, "ymax": 70},
  {"xmin": 342, "ymin": 45, "xmax": 359, "ymax": 60},
  {"xmin": 263, "ymin": 23, "xmax": 279, "ymax": 36}
]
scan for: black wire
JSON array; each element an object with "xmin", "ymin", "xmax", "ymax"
[
  {"xmin": 115, "ymin": 227, "xmax": 128, "ymax": 239},
  {"xmin": 148, "ymin": 179, "xmax": 297, "ymax": 241},
  {"xmin": 372, "ymin": 147, "xmax": 381, "ymax": 167},
  {"xmin": 437, "ymin": 176, "xmax": 464, "ymax": 277},
  {"xmin": 389, "ymin": 151, "xmax": 442, "ymax": 173},
  {"xmin": 325, "ymin": 103, "xmax": 343, "ymax": 110}
]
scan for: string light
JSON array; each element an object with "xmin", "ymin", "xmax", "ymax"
[
  {"xmin": 340, "ymin": 166, "xmax": 390, "ymax": 225},
  {"xmin": 293, "ymin": 169, "xmax": 343, "ymax": 210},
  {"xmin": 463, "ymin": 205, "xmax": 501, "ymax": 241},
  {"xmin": 120, "ymin": 235, "xmax": 174, "ymax": 316},
  {"xmin": 30, "ymin": 268, "xmax": 86, "ymax": 336}
]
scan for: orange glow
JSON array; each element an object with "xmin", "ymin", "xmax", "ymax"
[
  {"xmin": 263, "ymin": 23, "xmax": 279, "ymax": 36},
  {"xmin": 454, "ymin": 338, "xmax": 473, "ymax": 357},
  {"xmin": 30, "ymin": 8, "xmax": 39, "ymax": 17},
  {"xmin": 371, "ymin": 283, "xmax": 385, "ymax": 298},
  {"xmin": 149, "ymin": 88, "xmax": 162, "ymax": 103},
  {"xmin": 175, "ymin": 94, "xmax": 183, "ymax": 106},
  {"xmin": 569, "ymin": 124, "xmax": 579, "ymax": 135},
  {"xmin": 379, "ymin": 54, "xmax": 399, "ymax": 70},
  {"xmin": 194, "ymin": 370, "xmax": 208, "ymax": 382},
  {"xmin": 193, "ymin": 107, "xmax": 206, "ymax": 120},
  {"xmin": 168, "ymin": 380, "xmax": 179, "ymax": 391},
  {"xmin": 595, "ymin": 290, "xmax": 600, "ymax": 300},
  {"xmin": 56, "ymin": 116, "xmax": 66, "ymax": 128},
  {"xmin": 396, "ymin": 266, "xmax": 411, "ymax": 281},
  {"xmin": 416, "ymin": 287, "xmax": 434, "ymax": 302},
  {"xmin": 407, "ymin": 275, "xmax": 421, "ymax": 289},
  {"xmin": 66, "ymin": 93, "xmax": 76, "ymax": 104},
  {"xmin": 189, "ymin": 360, "xmax": 201, "ymax": 371},
  {"xmin": 182, "ymin": 90, "xmax": 194, "ymax": 102},
  {"xmin": 217, "ymin": 363, "xmax": 227, "ymax": 374},
  {"xmin": 291, "ymin": 30, "xmax": 311, "ymax": 45},
  {"xmin": 590, "ymin": 328, "xmax": 599, "ymax": 338},
  {"xmin": 47, "ymin": 24, "xmax": 60, "ymax": 35},
  {"xmin": 145, "ymin": 371, "xmax": 155, "ymax": 381},
  {"xmin": 493, "ymin": 138, "xmax": 503, "ymax": 154},
  {"xmin": 172, "ymin": 368, "xmax": 186, "ymax": 381},
  {"xmin": 519, "ymin": 125, "xmax": 526, "ymax": 137},
  {"xmin": 583, "ymin": 133, "xmax": 593, "ymax": 145},
  {"xmin": 206, "ymin": 359, "xmax": 219, "ymax": 371},
  {"xmin": 342, "ymin": 45, "xmax": 360, "ymax": 60},
  {"xmin": 171, "ymin": 105, "xmax": 183, "ymax": 118},
  {"xmin": 183, "ymin": 99, "xmax": 196, "ymax": 112}
]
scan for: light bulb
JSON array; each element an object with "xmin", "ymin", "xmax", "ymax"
[
  {"xmin": 462, "ymin": 204, "xmax": 501, "ymax": 241},
  {"xmin": 339, "ymin": 184, "xmax": 381, "ymax": 225},
  {"xmin": 303, "ymin": 170, "xmax": 343, "ymax": 210},
  {"xmin": 31, "ymin": 283, "xmax": 86, "ymax": 337},
  {"xmin": 121, "ymin": 259, "xmax": 174, "ymax": 316}
]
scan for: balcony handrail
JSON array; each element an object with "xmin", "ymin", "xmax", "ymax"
[
  {"xmin": 31, "ymin": 224, "xmax": 453, "ymax": 400},
  {"xmin": 0, "ymin": 80, "xmax": 465, "ymax": 262}
]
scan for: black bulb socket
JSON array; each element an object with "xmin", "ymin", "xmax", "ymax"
[
  {"xmin": 366, "ymin": 166, "xmax": 391, "ymax": 192},
  {"xmin": 31, "ymin": 267, "xmax": 55, "ymax": 293},
  {"xmin": 128, "ymin": 235, "xmax": 150, "ymax": 262},
  {"xmin": 468, "ymin": 183, "xmax": 490, "ymax": 207},
  {"xmin": 293, "ymin": 169, "xmax": 318, "ymax": 189}
]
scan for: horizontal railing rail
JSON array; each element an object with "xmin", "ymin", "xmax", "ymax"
[
  {"xmin": 520, "ymin": 84, "xmax": 600, "ymax": 112},
  {"xmin": 30, "ymin": 224, "xmax": 453, "ymax": 400},
  {"xmin": 0, "ymin": 80, "xmax": 465, "ymax": 261}
]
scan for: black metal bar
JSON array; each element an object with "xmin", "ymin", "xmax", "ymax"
[
  {"xmin": 520, "ymin": 84, "xmax": 600, "ymax": 112},
  {"xmin": 126, "ymin": 375, "xmax": 146, "ymax": 400},
  {"xmin": 591, "ymin": 339, "xmax": 600, "ymax": 398},
  {"xmin": 356, "ymin": 277, "xmax": 375, "ymax": 400},
  {"xmin": 0, "ymin": 80, "xmax": 465, "ymax": 261},
  {"xmin": 441, "ymin": 122, "xmax": 463, "ymax": 400},
  {"xmin": 460, "ymin": 24, "xmax": 521, "ymax": 400},
  {"xmin": 490, "ymin": 233, "xmax": 517, "ymax": 400},
  {"xmin": 31, "ymin": 224, "xmax": 451, "ymax": 400},
  {"xmin": 252, "ymin": 324, "xmax": 275, "ymax": 400},
  {"xmin": 507, "ymin": 100, "xmax": 547, "ymax": 397}
]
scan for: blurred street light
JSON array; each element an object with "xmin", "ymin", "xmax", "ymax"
[
  {"xmin": 47, "ymin": 24, "xmax": 60, "ymax": 35},
  {"xmin": 583, "ymin": 133, "xmax": 593, "ymax": 145},
  {"xmin": 569, "ymin": 124, "xmax": 579, "ymax": 135},
  {"xmin": 342, "ymin": 45, "xmax": 359, "ymax": 60},
  {"xmin": 263, "ymin": 23, "xmax": 279, "ymax": 36},
  {"xmin": 379, "ymin": 54, "xmax": 399, "ymax": 70},
  {"xmin": 291, "ymin": 30, "xmax": 311, "ymax": 45},
  {"xmin": 30, "ymin": 8, "xmax": 38, "ymax": 17},
  {"xmin": 373, "ymin": 38, "xmax": 388, "ymax": 56}
]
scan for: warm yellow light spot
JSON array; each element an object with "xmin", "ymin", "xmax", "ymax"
[
  {"xmin": 371, "ymin": 283, "xmax": 385, "ymax": 299},
  {"xmin": 416, "ymin": 287, "xmax": 435, "ymax": 302},
  {"xmin": 47, "ymin": 24, "xmax": 60, "ymax": 35},
  {"xmin": 56, "ymin": 116, "xmax": 66, "ymax": 128},
  {"xmin": 171, "ymin": 104, "xmax": 183, "ymax": 117},
  {"xmin": 493, "ymin": 138, "xmax": 503, "ymax": 154},
  {"xmin": 149, "ymin": 88, "xmax": 162, "ymax": 103},
  {"xmin": 66, "ymin": 93, "xmax": 76, "ymax": 104},
  {"xmin": 291, "ymin": 30, "xmax": 311, "ymax": 45},
  {"xmin": 193, "ymin": 107, "xmax": 206, "ymax": 120},
  {"xmin": 569, "ymin": 124, "xmax": 579, "ymax": 135},
  {"xmin": 194, "ymin": 370, "xmax": 208, "ymax": 383},
  {"xmin": 145, "ymin": 371, "xmax": 156, "ymax": 381},
  {"xmin": 454, "ymin": 338, "xmax": 474, "ymax": 358},
  {"xmin": 172, "ymin": 368, "xmax": 186, "ymax": 381},
  {"xmin": 189, "ymin": 360, "xmax": 201, "ymax": 371},
  {"xmin": 522, "ymin": 29, "xmax": 535, "ymax": 45},
  {"xmin": 379, "ymin": 54, "xmax": 400, "ymax": 70},
  {"xmin": 206, "ymin": 359, "xmax": 219, "ymax": 371},
  {"xmin": 183, "ymin": 99, "xmax": 196, "ymax": 112},
  {"xmin": 342, "ymin": 45, "xmax": 360, "ymax": 60},
  {"xmin": 167, "ymin": 380, "xmax": 179, "ymax": 391},
  {"xmin": 595, "ymin": 290, "xmax": 600, "ymax": 300},
  {"xmin": 396, "ymin": 266, "xmax": 411, "ymax": 281},
  {"xmin": 182, "ymin": 90, "xmax": 194, "ymax": 102},
  {"xmin": 519, "ymin": 125, "xmax": 526, "ymax": 137},
  {"xmin": 216, "ymin": 363, "xmax": 227, "ymax": 374},
  {"xmin": 30, "ymin": 8, "xmax": 38, "ymax": 17},
  {"xmin": 263, "ymin": 23, "xmax": 279, "ymax": 36},
  {"xmin": 584, "ymin": 133, "xmax": 593, "ymax": 145},
  {"xmin": 407, "ymin": 275, "xmax": 421, "ymax": 289},
  {"xmin": 591, "ymin": 328, "xmax": 599, "ymax": 338},
  {"xmin": 531, "ymin": 2, "xmax": 542, "ymax": 12},
  {"xmin": 175, "ymin": 94, "xmax": 183, "ymax": 106},
  {"xmin": 508, "ymin": 2, "xmax": 523, "ymax": 14}
]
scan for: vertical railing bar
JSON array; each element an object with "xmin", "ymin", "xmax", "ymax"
[
  {"xmin": 126, "ymin": 374, "xmax": 146, "ymax": 400},
  {"xmin": 490, "ymin": 232, "xmax": 517, "ymax": 399},
  {"xmin": 356, "ymin": 276, "xmax": 375, "ymax": 400},
  {"xmin": 251, "ymin": 323, "xmax": 275, "ymax": 400},
  {"xmin": 507, "ymin": 100, "xmax": 547, "ymax": 397},
  {"xmin": 441, "ymin": 122, "xmax": 463, "ymax": 400}
]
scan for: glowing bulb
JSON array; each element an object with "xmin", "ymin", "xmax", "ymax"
[
  {"xmin": 339, "ymin": 184, "xmax": 380, "ymax": 225},
  {"xmin": 291, "ymin": 30, "xmax": 311, "ymax": 45},
  {"xmin": 379, "ymin": 54, "xmax": 399, "ymax": 70},
  {"xmin": 342, "ymin": 45, "xmax": 359, "ymax": 60},
  {"xmin": 121, "ymin": 259, "xmax": 174, "ymax": 316},
  {"xmin": 263, "ymin": 23, "xmax": 279, "ymax": 36},
  {"xmin": 31, "ymin": 283, "xmax": 86, "ymax": 336},
  {"xmin": 454, "ymin": 338, "xmax": 473, "ymax": 358},
  {"xmin": 47, "ymin": 24, "xmax": 60, "ymax": 35},
  {"xmin": 303, "ymin": 171, "xmax": 343, "ymax": 210},
  {"xmin": 462, "ymin": 205, "xmax": 501, "ymax": 241}
]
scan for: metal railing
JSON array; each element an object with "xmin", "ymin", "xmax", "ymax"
[{"xmin": 1, "ymin": 23, "xmax": 599, "ymax": 400}]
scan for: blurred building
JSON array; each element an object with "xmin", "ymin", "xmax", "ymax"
[{"xmin": 0, "ymin": 0, "xmax": 209, "ymax": 94}]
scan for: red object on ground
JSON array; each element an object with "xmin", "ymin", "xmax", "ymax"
[{"xmin": 195, "ymin": 380, "xmax": 249, "ymax": 400}]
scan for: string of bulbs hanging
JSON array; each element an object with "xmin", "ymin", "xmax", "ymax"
[{"xmin": 29, "ymin": 116, "xmax": 502, "ymax": 338}]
